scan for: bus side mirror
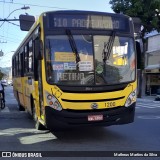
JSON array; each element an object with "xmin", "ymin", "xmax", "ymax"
[
  {"xmin": 35, "ymin": 39, "xmax": 43, "ymax": 60},
  {"xmin": 132, "ymin": 17, "xmax": 141, "ymax": 34},
  {"xmin": 19, "ymin": 14, "xmax": 35, "ymax": 31},
  {"xmin": 136, "ymin": 41, "xmax": 142, "ymax": 69}
]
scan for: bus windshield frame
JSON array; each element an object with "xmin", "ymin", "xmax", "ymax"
[
  {"xmin": 45, "ymin": 33, "xmax": 135, "ymax": 86},
  {"xmin": 43, "ymin": 11, "xmax": 136, "ymax": 88}
]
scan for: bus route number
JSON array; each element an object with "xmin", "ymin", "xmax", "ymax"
[
  {"xmin": 106, "ymin": 102, "xmax": 116, "ymax": 108},
  {"xmin": 54, "ymin": 18, "xmax": 68, "ymax": 27}
]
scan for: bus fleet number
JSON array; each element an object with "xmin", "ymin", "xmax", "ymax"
[{"xmin": 106, "ymin": 102, "xmax": 116, "ymax": 108}]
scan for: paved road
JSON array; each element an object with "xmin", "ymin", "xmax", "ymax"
[{"xmin": 0, "ymin": 86, "xmax": 160, "ymax": 159}]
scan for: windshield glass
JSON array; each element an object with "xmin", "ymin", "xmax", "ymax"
[
  {"xmin": 46, "ymin": 35, "xmax": 94, "ymax": 85},
  {"xmin": 94, "ymin": 36, "xmax": 135, "ymax": 85},
  {"xmin": 45, "ymin": 35, "xmax": 135, "ymax": 86}
]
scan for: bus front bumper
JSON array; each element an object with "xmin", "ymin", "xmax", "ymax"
[{"xmin": 45, "ymin": 103, "xmax": 135, "ymax": 130}]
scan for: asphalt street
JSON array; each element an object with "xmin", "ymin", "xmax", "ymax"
[{"xmin": 0, "ymin": 86, "xmax": 160, "ymax": 160}]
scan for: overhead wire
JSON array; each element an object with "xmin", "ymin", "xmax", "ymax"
[
  {"xmin": 0, "ymin": 0, "xmax": 73, "ymax": 10},
  {"xmin": 0, "ymin": 0, "xmax": 74, "ymax": 66},
  {"xmin": 6, "ymin": 21, "xmax": 19, "ymax": 26}
]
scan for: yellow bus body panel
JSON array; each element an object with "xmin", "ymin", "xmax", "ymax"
[{"xmin": 43, "ymin": 81, "xmax": 136, "ymax": 110}]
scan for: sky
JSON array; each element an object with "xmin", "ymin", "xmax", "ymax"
[{"xmin": 0, "ymin": 0, "xmax": 113, "ymax": 67}]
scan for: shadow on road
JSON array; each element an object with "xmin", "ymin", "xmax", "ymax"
[{"xmin": 51, "ymin": 127, "xmax": 125, "ymax": 143}]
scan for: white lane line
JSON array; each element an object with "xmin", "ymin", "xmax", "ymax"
[
  {"xmin": 136, "ymin": 104, "xmax": 160, "ymax": 109},
  {"xmin": 138, "ymin": 102, "xmax": 160, "ymax": 106},
  {"xmin": 137, "ymin": 103, "xmax": 160, "ymax": 107},
  {"xmin": 137, "ymin": 115, "xmax": 160, "ymax": 119},
  {"xmin": 137, "ymin": 99, "xmax": 154, "ymax": 102},
  {"xmin": 153, "ymin": 101, "xmax": 160, "ymax": 104}
]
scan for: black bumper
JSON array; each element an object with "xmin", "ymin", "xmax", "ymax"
[{"xmin": 45, "ymin": 103, "xmax": 135, "ymax": 130}]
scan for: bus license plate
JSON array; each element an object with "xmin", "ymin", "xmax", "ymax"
[{"xmin": 88, "ymin": 115, "xmax": 103, "ymax": 121}]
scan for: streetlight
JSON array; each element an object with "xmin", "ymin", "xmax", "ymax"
[{"xmin": 0, "ymin": 6, "xmax": 30, "ymax": 28}]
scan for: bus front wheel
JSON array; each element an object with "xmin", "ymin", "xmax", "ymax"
[{"xmin": 32, "ymin": 102, "xmax": 46, "ymax": 130}]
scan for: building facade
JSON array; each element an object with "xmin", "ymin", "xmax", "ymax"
[{"xmin": 145, "ymin": 34, "xmax": 160, "ymax": 95}]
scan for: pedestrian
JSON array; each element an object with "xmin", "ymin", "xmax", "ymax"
[{"xmin": 0, "ymin": 80, "xmax": 5, "ymax": 102}]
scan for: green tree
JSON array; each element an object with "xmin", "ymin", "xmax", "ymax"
[{"xmin": 109, "ymin": 0, "xmax": 160, "ymax": 43}]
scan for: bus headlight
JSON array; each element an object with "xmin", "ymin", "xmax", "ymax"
[
  {"xmin": 46, "ymin": 92, "xmax": 62, "ymax": 111},
  {"xmin": 125, "ymin": 90, "xmax": 136, "ymax": 107}
]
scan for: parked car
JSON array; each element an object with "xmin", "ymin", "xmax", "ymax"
[{"xmin": 155, "ymin": 89, "xmax": 160, "ymax": 101}]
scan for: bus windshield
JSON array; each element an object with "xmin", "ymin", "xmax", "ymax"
[{"xmin": 45, "ymin": 34, "xmax": 135, "ymax": 86}]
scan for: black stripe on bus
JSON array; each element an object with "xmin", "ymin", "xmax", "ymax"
[
  {"xmin": 57, "ymin": 83, "xmax": 128, "ymax": 93},
  {"xmin": 61, "ymin": 96, "xmax": 125, "ymax": 103}
]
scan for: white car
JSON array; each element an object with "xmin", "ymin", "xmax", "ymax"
[{"xmin": 7, "ymin": 80, "xmax": 13, "ymax": 86}]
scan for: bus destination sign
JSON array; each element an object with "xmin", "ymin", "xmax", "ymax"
[{"xmin": 48, "ymin": 14, "xmax": 130, "ymax": 31}]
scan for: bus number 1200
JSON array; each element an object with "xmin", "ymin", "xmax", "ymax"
[{"xmin": 106, "ymin": 102, "xmax": 116, "ymax": 108}]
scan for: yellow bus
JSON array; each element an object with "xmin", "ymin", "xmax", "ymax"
[{"xmin": 12, "ymin": 10, "xmax": 137, "ymax": 130}]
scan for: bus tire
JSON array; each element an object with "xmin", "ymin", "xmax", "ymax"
[
  {"xmin": 17, "ymin": 92, "xmax": 25, "ymax": 111},
  {"xmin": 32, "ymin": 101, "xmax": 46, "ymax": 130}
]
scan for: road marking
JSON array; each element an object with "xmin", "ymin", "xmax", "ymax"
[
  {"xmin": 137, "ymin": 115, "xmax": 160, "ymax": 119},
  {"xmin": 137, "ymin": 99, "xmax": 154, "ymax": 102},
  {"xmin": 1, "ymin": 106, "xmax": 10, "ymax": 113},
  {"xmin": 153, "ymin": 101, "xmax": 160, "ymax": 104},
  {"xmin": 136, "ymin": 103, "xmax": 160, "ymax": 109},
  {"xmin": 137, "ymin": 99, "xmax": 160, "ymax": 104}
]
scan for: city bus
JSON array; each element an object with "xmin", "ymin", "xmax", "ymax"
[{"xmin": 12, "ymin": 10, "xmax": 137, "ymax": 130}]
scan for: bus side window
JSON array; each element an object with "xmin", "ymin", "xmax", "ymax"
[
  {"xmin": 33, "ymin": 40, "xmax": 39, "ymax": 81},
  {"xmin": 136, "ymin": 41, "xmax": 141, "ymax": 69},
  {"xmin": 20, "ymin": 52, "xmax": 24, "ymax": 77},
  {"xmin": 24, "ymin": 45, "xmax": 29, "ymax": 74},
  {"xmin": 12, "ymin": 58, "xmax": 15, "ymax": 77},
  {"xmin": 15, "ymin": 54, "xmax": 19, "ymax": 76},
  {"xmin": 29, "ymin": 40, "xmax": 33, "ymax": 73}
]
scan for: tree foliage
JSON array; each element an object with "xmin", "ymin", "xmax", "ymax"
[{"xmin": 109, "ymin": 0, "xmax": 160, "ymax": 40}]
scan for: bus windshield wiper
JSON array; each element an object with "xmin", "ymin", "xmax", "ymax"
[
  {"xmin": 66, "ymin": 29, "xmax": 80, "ymax": 63},
  {"xmin": 103, "ymin": 31, "xmax": 116, "ymax": 63}
]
